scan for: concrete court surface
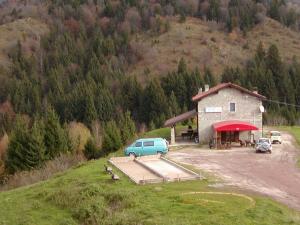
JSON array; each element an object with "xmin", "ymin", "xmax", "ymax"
[
  {"xmin": 109, "ymin": 156, "xmax": 162, "ymax": 184},
  {"xmin": 138, "ymin": 157, "xmax": 193, "ymax": 180},
  {"xmin": 109, "ymin": 155, "xmax": 199, "ymax": 184},
  {"xmin": 167, "ymin": 131, "xmax": 300, "ymax": 210}
]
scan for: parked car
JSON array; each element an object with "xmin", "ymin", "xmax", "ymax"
[
  {"xmin": 256, "ymin": 138, "xmax": 272, "ymax": 154},
  {"xmin": 124, "ymin": 138, "xmax": 169, "ymax": 157},
  {"xmin": 270, "ymin": 131, "xmax": 282, "ymax": 144}
]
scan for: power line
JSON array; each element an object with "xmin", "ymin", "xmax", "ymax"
[{"xmin": 263, "ymin": 99, "xmax": 300, "ymax": 108}]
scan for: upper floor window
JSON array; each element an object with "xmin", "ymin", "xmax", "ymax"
[{"xmin": 229, "ymin": 102, "xmax": 236, "ymax": 112}]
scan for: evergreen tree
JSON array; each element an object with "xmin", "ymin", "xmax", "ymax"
[
  {"xmin": 87, "ymin": 53, "xmax": 105, "ymax": 84},
  {"xmin": 44, "ymin": 107, "xmax": 70, "ymax": 159},
  {"xmin": 269, "ymin": 0, "xmax": 282, "ymax": 21},
  {"xmin": 168, "ymin": 91, "xmax": 180, "ymax": 117},
  {"xmin": 185, "ymin": 68, "xmax": 204, "ymax": 108},
  {"xmin": 102, "ymin": 120, "xmax": 122, "ymax": 153},
  {"xmin": 119, "ymin": 111, "xmax": 136, "ymax": 144},
  {"xmin": 289, "ymin": 59, "xmax": 300, "ymax": 105},
  {"xmin": 84, "ymin": 92, "xmax": 97, "ymax": 126},
  {"xmin": 120, "ymin": 76, "xmax": 143, "ymax": 121},
  {"xmin": 94, "ymin": 88, "xmax": 115, "ymax": 122},
  {"xmin": 262, "ymin": 70, "xmax": 277, "ymax": 97},
  {"xmin": 177, "ymin": 58, "xmax": 188, "ymax": 74},
  {"xmin": 203, "ymin": 67, "xmax": 216, "ymax": 86},
  {"xmin": 84, "ymin": 138, "xmax": 99, "ymax": 160},
  {"xmin": 266, "ymin": 44, "xmax": 290, "ymax": 103},
  {"xmin": 148, "ymin": 121, "xmax": 156, "ymax": 130},
  {"xmin": 162, "ymin": 71, "xmax": 187, "ymax": 108},
  {"xmin": 207, "ymin": 0, "xmax": 221, "ymax": 21},
  {"xmin": 27, "ymin": 120, "xmax": 46, "ymax": 169},
  {"xmin": 266, "ymin": 44, "xmax": 282, "ymax": 80},
  {"xmin": 5, "ymin": 117, "xmax": 45, "ymax": 174},
  {"xmin": 222, "ymin": 67, "xmax": 237, "ymax": 83},
  {"xmin": 5, "ymin": 117, "xmax": 30, "ymax": 173},
  {"xmin": 255, "ymin": 42, "xmax": 266, "ymax": 65},
  {"xmin": 141, "ymin": 79, "xmax": 168, "ymax": 127}
]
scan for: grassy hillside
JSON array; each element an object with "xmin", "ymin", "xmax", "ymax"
[
  {"xmin": 142, "ymin": 125, "xmax": 195, "ymax": 140},
  {"xmin": 0, "ymin": 157, "xmax": 300, "ymax": 225},
  {"xmin": 0, "ymin": 18, "xmax": 48, "ymax": 67},
  {"xmin": 129, "ymin": 17, "xmax": 300, "ymax": 80}
]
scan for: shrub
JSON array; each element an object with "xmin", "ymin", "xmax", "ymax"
[
  {"xmin": 83, "ymin": 138, "xmax": 100, "ymax": 160},
  {"xmin": 68, "ymin": 122, "xmax": 91, "ymax": 153}
]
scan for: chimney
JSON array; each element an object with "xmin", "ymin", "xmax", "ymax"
[
  {"xmin": 204, "ymin": 84, "xmax": 209, "ymax": 92},
  {"xmin": 198, "ymin": 88, "xmax": 203, "ymax": 94}
]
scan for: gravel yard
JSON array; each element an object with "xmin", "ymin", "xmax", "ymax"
[{"xmin": 168, "ymin": 131, "xmax": 300, "ymax": 210}]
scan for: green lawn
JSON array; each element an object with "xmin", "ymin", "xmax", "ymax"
[
  {"xmin": 0, "ymin": 158, "xmax": 299, "ymax": 225},
  {"xmin": 143, "ymin": 125, "xmax": 196, "ymax": 140},
  {"xmin": 142, "ymin": 127, "xmax": 171, "ymax": 139}
]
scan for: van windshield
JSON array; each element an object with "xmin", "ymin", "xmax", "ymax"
[
  {"xmin": 271, "ymin": 132, "xmax": 281, "ymax": 137},
  {"xmin": 258, "ymin": 139, "xmax": 270, "ymax": 144},
  {"xmin": 135, "ymin": 142, "xmax": 142, "ymax": 147}
]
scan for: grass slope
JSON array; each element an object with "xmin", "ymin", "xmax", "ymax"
[
  {"xmin": 0, "ymin": 18, "xmax": 48, "ymax": 67},
  {"xmin": 143, "ymin": 125, "xmax": 196, "ymax": 140},
  {"xmin": 129, "ymin": 17, "xmax": 300, "ymax": 81},
  {"xmin": 0, "ymin": 157, "xmax": 299, "ymax": 225}
]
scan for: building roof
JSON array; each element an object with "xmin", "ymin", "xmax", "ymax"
[
  {"xmin": 192, "ymin": 83, "xmax": 267, "ymax": 102},
  {"xmin": 213, "ymin": 120, "xmax": 259, "ymax": 132},
  {"xmin": 164, "ymin": 109, "xmax": 197, "ymax": 127}
]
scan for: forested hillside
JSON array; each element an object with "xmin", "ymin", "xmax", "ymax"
[{"xmin": 0, "ymin": 0, "xmax": 300, "ymax": 178}]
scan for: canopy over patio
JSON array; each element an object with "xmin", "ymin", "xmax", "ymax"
[
  {"xmin": 164, "ymin": 109, "xmax": 197, "ymax": 127},
  {"xmin": 213, "ymin": 120, "xmax": 258, "ymax": 132},
  {"xmin": 164, "ymin": 109, "xmax": 198, "ymax": 145}
]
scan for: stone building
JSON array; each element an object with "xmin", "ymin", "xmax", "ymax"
[{"xmin": 164, "ymin": 83, "xmax": 266, "ymax": 145}]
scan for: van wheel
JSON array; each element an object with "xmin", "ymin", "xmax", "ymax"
[
  {"xmin": 268, "ymin": 150, "xmax": 272, "ymax": 154},
  {"xmin": 157, "ymin": 151, "xmax": 163, "ymax": 157},
  {"xmin": 129, "ymin": 152, "xmax": 136, "ymax": 158}
]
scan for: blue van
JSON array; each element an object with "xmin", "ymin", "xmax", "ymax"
[{"xmin": 124, "ymin": 138, "xmax": 169, "ymax": 157}]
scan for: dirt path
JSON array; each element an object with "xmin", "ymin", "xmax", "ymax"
[{"xmin": 167, "ymin": 132, "xmax": 300, "ymax": 210}]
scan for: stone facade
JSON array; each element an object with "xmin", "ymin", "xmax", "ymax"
[{"xmin": 197, "ymin": 87, "xmax": 263, "ymax": 143}]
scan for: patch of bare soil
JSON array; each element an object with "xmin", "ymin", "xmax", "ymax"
[{"xmin": 168, "ymin": 132, "xmax": 300, "ymax": 210}]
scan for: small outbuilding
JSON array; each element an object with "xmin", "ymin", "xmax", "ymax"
[{"xmin": 164, "ymin": 83, "xmax": 266, "ymax": 146}]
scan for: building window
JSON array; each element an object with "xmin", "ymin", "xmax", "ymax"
[{"xmin": 229, "ymin": 102, "xmax": 236, "ymax": 112}]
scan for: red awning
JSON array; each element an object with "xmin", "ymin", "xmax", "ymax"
[{"xmin": 213, "ymin": 120, "xmax": 258, "ymax": 132}]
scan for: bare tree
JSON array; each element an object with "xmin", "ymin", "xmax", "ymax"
[
  {"xmin": 125, "ymin": 7, "xmax": 142, "ymax": 33},
  {"xmin": 91, "ymin": 120, "xmax": 103, "ymax": 148}
]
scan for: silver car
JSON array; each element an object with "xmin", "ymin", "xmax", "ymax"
[{"xmin": 256, "ymin": 138, "xmax": 272, "ymax": 154}]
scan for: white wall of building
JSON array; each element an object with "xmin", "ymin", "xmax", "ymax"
[{"xmin": 197, "ymin": 88, "xmax": 263, "ymax": 143}]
